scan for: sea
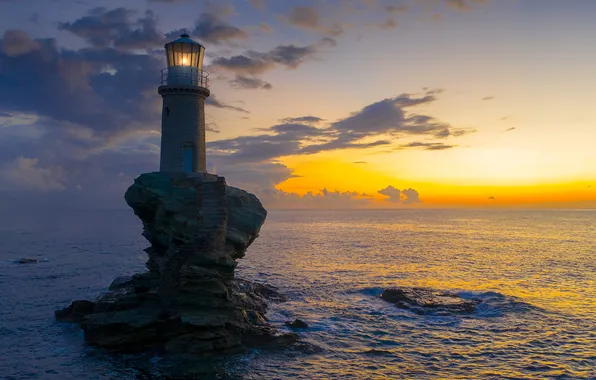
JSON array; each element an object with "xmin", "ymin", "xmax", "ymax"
[{"xmin": 0, "ymin": 209, "xmax": 595, "ymax": 379}]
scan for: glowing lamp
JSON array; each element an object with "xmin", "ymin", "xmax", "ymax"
[{"xmin": 163, "ymin": 33, "xmax": 207, "ymax": 86}]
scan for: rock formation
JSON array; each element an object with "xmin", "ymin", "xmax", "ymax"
[
  {"xmin": 380, "ymin": 287, "xmax": 481, "ymax": 315},
  {"xmin": 56, "ymin": 172, "xmax": 296, "ymax": 355}
]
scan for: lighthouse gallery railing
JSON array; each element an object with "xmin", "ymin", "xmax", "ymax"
[{"xmin": 160, "ymin": 68, "xmax": 209, "ymax": 88}]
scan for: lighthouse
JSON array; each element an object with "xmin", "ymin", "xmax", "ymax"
[{"xmin": 158, "ymin": 33, "xmax": 210, "ymax": 173}]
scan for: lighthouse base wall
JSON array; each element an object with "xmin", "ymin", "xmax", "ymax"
[{"xmin": 159, "ymin": 85, "xmax": 209, "ymax": 173}]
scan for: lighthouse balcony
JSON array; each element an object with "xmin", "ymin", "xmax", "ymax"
[{"xmin": 161, "ymin": 67, "xmax": 209, "ymax": 88}]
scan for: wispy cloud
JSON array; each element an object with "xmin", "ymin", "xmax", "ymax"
[
  {"xmin": 396, "ymin": 142, "xmax": 457, "ymax": 150},
  {"xmin": 210, "ymin": 37, "xmax": 336, "ymax": 75},
  {"xmin": 206, "ymin": 95, "xmax": 250, "ymax": 113},
  {"xmin": 282, "ymin": 6, "xmax": 345, "ymax": 37},
  {"xmin": 280, "ymin": 116, "xmax": 325, "ymax": 124},
  {"xmin": 229, "ymin": 75, "xmax": 273, "ymax": 90}
]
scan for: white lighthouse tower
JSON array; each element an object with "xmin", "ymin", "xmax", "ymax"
[{"xmin": 158, "ymin": 33, "xmax": 210, "ymax": 173}]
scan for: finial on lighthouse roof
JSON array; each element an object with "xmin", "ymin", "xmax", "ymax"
[{"xmin": 169, "ymin": 32, "xmax": 202, "ymax": 45}]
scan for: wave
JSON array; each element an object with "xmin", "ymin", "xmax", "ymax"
[
  {"xmin": 456, "ymin": 290, "xmax": 544, "ymax": 317},
  {"xmin": 355, "ymin": 287, "xmax": 544, "ymax": 318}
]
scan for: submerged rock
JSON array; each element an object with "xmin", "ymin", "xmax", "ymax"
[
  {"xmin": 380, "ymin": 287, "xmax": 480, "ymax": 314},
  {"xmin": 56, "ymin": 172, "xmax": 296, "ymax": 355},
  {"xmin": 285, "ymin": 319, "xmax": 309, "ymax": 329},
  {"xmin": 55, "ymin": 300, "xmax": 95, "ymax": 323},
  {"xmin": 14, "ymin": 258, "xmax": 38, "ymax": 264}
]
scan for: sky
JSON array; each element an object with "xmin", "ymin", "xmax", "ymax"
[{"xmin": 0, "ymin": 0, "xmax": 595, "ymax": 210}]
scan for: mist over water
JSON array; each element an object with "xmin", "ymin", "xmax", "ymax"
[{"xmin": 1, "ymin": 209, "xmax": 595, "ymax": 379}]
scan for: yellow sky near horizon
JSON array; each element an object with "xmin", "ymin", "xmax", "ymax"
[{"xmin": 274, "ymin": 148, "xmax": 596, "ymax": 207}]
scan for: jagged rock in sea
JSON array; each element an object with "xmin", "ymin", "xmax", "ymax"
[
  {"xmin": 285, "ymin": 319, "xmax": 309, "ymax": 329},
  {"xmin": 56, "ymin": 172, "xmax": 296, "ymax": 355},
  {"xmin": 380, "ymin": 287, "xmax": 481, "ymax": 314}
]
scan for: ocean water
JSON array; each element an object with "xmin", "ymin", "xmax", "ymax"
[{"xmin": 0, "ymin": 209, "xmax": 595, "ymax": 379}]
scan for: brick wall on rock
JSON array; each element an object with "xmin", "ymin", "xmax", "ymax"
[{"xmin": 175, "ymin": 175, "xmax": 228, "ymax": 252}]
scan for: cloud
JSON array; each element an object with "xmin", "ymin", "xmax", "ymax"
[
  {"xmin": 482, "ymin": 95, "xmax": 494, "ymax": 101},
  {"xmin": 206, "ymin": 122, "xmax": 220, "ymax": 133},
  {"xmin": 206, "ymin": 95, "xmax": 250, "ymax": 113},
  {"xmin": 0, "ymin": 28, "xmax": 166, "ymax": 200},
  {"xmin": 229, "ymin": 75, "xmax": 273, "ymax": 90},
  {"xmin": 209, "ymin": 134, "xmax": 302, "ymax": 162},
  {"xmin": 506, "ymin": 127, "xmax": 516, "ymax": 132},
  {"xmin": 210, "ymin": 38, "xmax": 336, "ymax": 75},
  {"xmin": 401, "ymin": 188, "xmax": 421, "ymax": 204},
  {"xmin": 167, "ymin": 12, "xmax": 248, "ymax": 45},
  {"xmin": 377, "ymin": 186, "xmax": 421, "ymax": 204},
  {"xmin": 0, "ymin": 156, "xmax": 67, "ymax": 192},
  {"xmin": 280, "ymin": 116, "xmax": 325, "ymax": 124},
  {"xmin": 208, "ymin": 90, "xmax": 472, "ymax": 162},
  {"xmin": 353, "ymin": 161, "xmax": 367, "ymax": 164},
  {"xmin": 1, "ymin": 29, "xmax": 41, "ymax": 56},
  {"xmin": 254, "ymin": 184, "xmax": 422, "ymax": 209},
  {"xmin": 378, "ymin": 185, "xmax": 401, "ymax": 202},
  {"xmin": 298, "ymin": 139, "xmax": 390, "ymax": 155},
  {"xmin": 259, "ymin": 188, "xmax": 373, "ymax": 209},
  {"xmin": 378, "ymin": 186, "xmax": 421, "ymax": 205},
  {"xmin": 282, "ymin": 6, "xmax": 345, "ymax": 37},
  {"xmin": 59, "ymin": 8, "xmax": 165, "ymax": 50},
  {"xmin": 488, "ymin": 196, "xmax": 495, "ymax": 200},
  {"xmin": 445, "ymin": 0, "xmax": 487, "ymax": 11},
  {"xmin": 396, "ymin": 142, "xmax": 457, "ymax": 150},
  {"xmin": 209, "ymin": 160, "xmax": 295, "ymax": 195},
  {"xmin": 0, "ymin": 30, "xmax": 162, "ymax": 137},
  {"xmin": 329, "ymin": 91, "xmax": 473, "ymax": 140}
]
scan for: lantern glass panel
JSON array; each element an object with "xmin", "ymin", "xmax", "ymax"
[
  {"xmin": 181, "ymin": 42, "xmax": 190, "ymax": 66},
  {"xmin": 167, "ymin": 45, "xmax": 174, "ymax": 66},
  {"xmin": 173, "ymin": 42, "xmax": 183, "ymax": 66},
  {"xmin": 191, "ymin": 44, "xmax": 198, "ymax": 67}
]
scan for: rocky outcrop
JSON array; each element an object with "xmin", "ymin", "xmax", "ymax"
[
  {"xmin": 285, "ymin": 319, "xmax": 309, "ymax": 329},
  {"xmin": 56, "ymin": 172, "xmax": 296, "ymax": 355},
  {"xmin": 380, "ymin": 287, "xmax": 481, "ymax": 314}
]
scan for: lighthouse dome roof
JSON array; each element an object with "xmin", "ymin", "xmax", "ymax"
[{"xmin": 166, "ymin": 33, "xmax": 203, "ymax": 47}]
